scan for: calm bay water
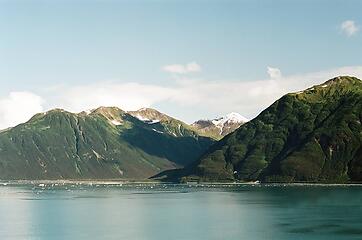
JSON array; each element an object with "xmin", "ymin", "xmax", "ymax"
[{"xmin": 0, "ymin": 183, "xmax": 361, "ymax": 240}]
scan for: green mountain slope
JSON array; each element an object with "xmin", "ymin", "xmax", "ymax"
[
  {"xmin": 0, "ymin": 107, "xmax": 214, "ymax": 180},
  {"xmin": 162, "ymin": 76, "xmax": 362, "ymax": 183}
]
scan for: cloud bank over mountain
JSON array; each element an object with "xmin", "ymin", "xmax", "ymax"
[
  {"xmin": 1, "ymin": 65, "xmax": 362, "ymax": 129},
  {"xmin": 0, "ymin": 92, "xmax": 44, "ymax": 129}
]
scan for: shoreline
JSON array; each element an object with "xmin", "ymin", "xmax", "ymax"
[{"xmin": 1, "ymin": 179, "xmax": 362, "ymax": 187}]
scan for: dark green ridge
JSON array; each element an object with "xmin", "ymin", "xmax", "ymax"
[{"xmin": 156, "ymin": 76, "xmax": 362, "ymax": 183}]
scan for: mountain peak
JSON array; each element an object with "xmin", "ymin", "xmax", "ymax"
[
  {"xmin": 323, "ymin": 76, "xmax": 361, "ymax": 84},
  {"xmin": 46, "ymin": 108, "xmax": 67, "ymax": 114},
  {"xmin": 215, "ymin": 112, "xmax": 249, "ymax": 124},
  {"xmin": 88, "ymin": 107, "xmax": 125, "ymax": 126},
  {"xmin": 292, "ymin": 76, "xmax": 362, "ymax": 97},
  {"xmin": 134, "ymin": 107, "xmax": 168, "ymax": 115},
  {"xmin": 314, "ymin": 76, "xmax": 361, "ymax": 90},
  {"xmin": 91, "ymin": 106, "xmax": 124, "ymax": 114}
]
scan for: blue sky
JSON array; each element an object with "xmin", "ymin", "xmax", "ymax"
[{"xmin": 0, "ymin": 0, "xmax": 361, "ymax": 128}]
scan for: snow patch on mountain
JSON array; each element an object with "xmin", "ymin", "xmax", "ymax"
[
  {"xmin": 133, "ymin": 114, "xmax": 160, "ymax": 124},
  {"xmin": 110, "ymin": 120, "xmax": 122, "ymax": 126},
  {"xmin": 134, "ymin": 114, "xmax": 149, "ymax": 122},
  {"xmin": 152, "ymin": 128, "xmax": 164, "ymax": 134}
]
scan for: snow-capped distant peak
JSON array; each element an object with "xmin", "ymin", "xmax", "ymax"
[
  {"xmin": 225, "ymin": 112, "xmax": 249, "ymax": 123},
  {"xmin": 212, "ymin": 112, "xmax": 248, "ymax": 127}
]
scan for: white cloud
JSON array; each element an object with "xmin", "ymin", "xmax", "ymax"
[
  {"xmin": 169, "ymin": 66, "xmax": 362, "ymax": 122},
  {"xmin": 0, "ymin": 92, "xmax": 44, "ymax": 129},
  {"xmin": 340, "ymin": 20, "xmax": 359, "ymax": 37},
  {"xmin": 46, "ymin": 65, "xmax": 362, "ymax": 123},
  {"xmin": 267, "ymin": 66, "xmax": 282, "ymax": 79},
  {"xmin": 47, "ymin": 82, "xmax": 176, "ymax": 113},
  {"xmin": 162, "ymin": 62, "xmax": 201, "ymax": 74},
  {"xmin": 2, "ymin": 65, "xmax": 362, "ymax": 128}
]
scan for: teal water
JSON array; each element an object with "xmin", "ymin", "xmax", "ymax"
[{"xmin": 0, "ymin": 183, "xmax": 361, "ymax": 240}]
